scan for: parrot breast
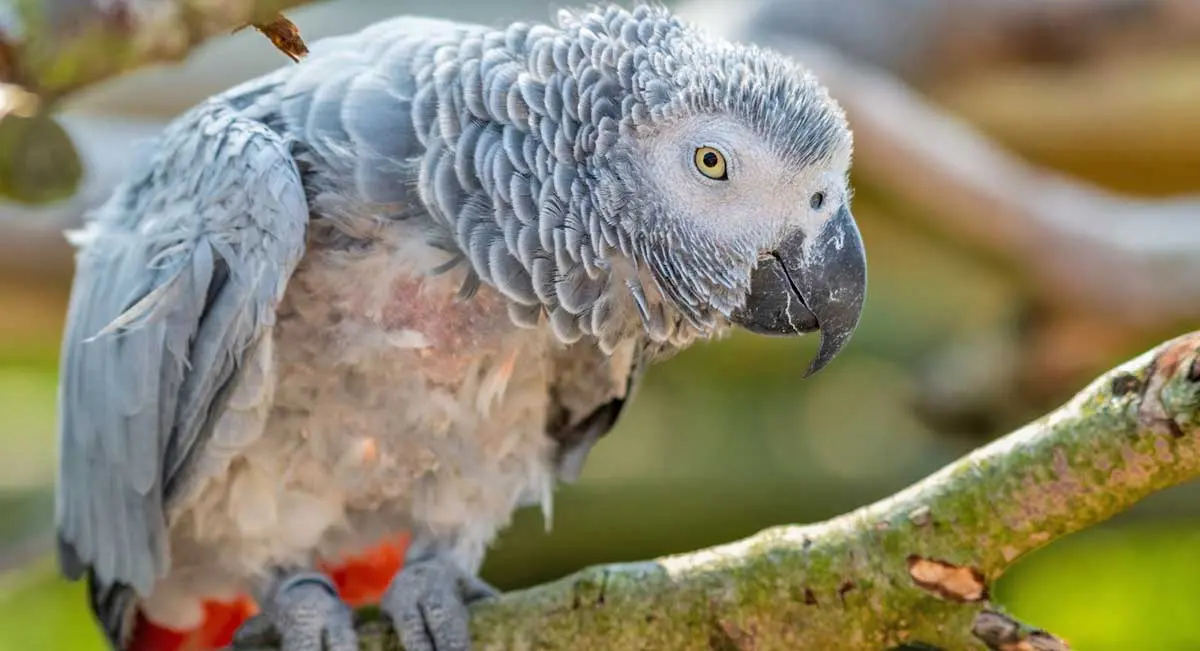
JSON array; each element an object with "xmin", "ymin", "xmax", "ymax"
[{"xmin": 136, "ymin": 230, "xmax": 561, "ymax": 638}]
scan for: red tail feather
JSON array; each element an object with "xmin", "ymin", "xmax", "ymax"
[{"xmin": 127, "ymin": 534, "xmax": 411, "ymax": 651}]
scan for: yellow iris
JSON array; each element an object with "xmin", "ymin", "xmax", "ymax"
[{"xmin": 694, "ymin": 146, "xmax": 727, "ymax": 180}]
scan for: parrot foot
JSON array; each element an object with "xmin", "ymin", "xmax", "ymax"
[
  {"xmin": 380, "ymin": 556, "xmax": 499, "ymax": 651},
  {"xmin": 232, "ymin": 571, "xmax": 358, "ymax": 651}
]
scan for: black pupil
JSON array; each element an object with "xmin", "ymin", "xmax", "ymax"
[
  {"xmin": 702, "ymin": 151, "xmax": 719, "ymax": 168},
  {"xmin": 810, "ymin": 192, "xmax": 825, "ymax": 209}
]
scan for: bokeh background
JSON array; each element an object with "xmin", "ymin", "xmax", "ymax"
[{"xmin": 2, "ymin": 0, "xmax": 1199, "ymax": 649}]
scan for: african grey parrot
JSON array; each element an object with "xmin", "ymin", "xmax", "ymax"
[{"xmin": 54, "ymin": 4, "xmax": 867, "ymax": 651}]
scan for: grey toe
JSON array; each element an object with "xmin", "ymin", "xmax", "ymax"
[
  {"xmin": 462, "ymin": 575, "xmax": 500, "ymax": 605},
  {"xmin": 234, "ymin": 572, "xmax": 357, "ymax": 651},
  {"xmin": 231, "ymin": 613, "xmax": 281, "ymax": 648},
  {"xmin": 382, "ymin": 558, "xmax": 478, "ymax": 651}
]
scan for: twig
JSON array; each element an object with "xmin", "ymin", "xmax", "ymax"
[{"xmin": 230, "ymin": 331, "xmax": 1200, "ymax": 650}]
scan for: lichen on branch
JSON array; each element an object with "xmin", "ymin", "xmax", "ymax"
[{"xmin": 231, "ymin": 331, "xmax": 1200, "ymax": 650}]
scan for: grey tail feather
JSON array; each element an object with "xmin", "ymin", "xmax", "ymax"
[
  {"xmin": 57, "ymin": 534, "xmax": 86, "ymax": 580},
  {"xmin": 87, "ymin": 571, "xmax": 139, "ymax": 651}
]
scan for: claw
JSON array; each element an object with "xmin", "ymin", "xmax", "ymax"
[
  {"xmin": 381, "ymin": 557, "xmax": 488, "ymax": 651},
  {"xmin": 233, "ymin": 571, "xmax": 358, "ymax": 651},
  {"xmin": 231, "ymin": 613, "xmax": 281, "ymax": 648},
  {"xmin": 461, "ymin": 575, "xmax": 500, "ymax": 604}
]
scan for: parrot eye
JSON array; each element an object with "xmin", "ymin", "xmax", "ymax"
[
  {"xmin": 693, "ymin": 146, "xmax": 728, "ymax": 180},
  {"xmin": 810, "ymin": 192, "xmax": 826, "ymax": 210}
]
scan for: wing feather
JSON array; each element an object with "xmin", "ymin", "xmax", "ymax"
[
  {"xmin": 55, "ymin": 96, "xmax": 309, "ymax": 598},
  {"xmin": 546, "ymin": 340, "xmax": 650, "ymax": 482}
]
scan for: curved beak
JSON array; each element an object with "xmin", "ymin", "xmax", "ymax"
[{"xmin": 730, "ymin": 204, "xmax": 867, "ymax": 377}]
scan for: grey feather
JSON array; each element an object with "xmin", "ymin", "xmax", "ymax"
[{"xmin": 56, "ymin": 97, "xmax": 309, "ymax": 602}]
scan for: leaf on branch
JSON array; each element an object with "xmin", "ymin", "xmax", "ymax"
[
  {"xmin": 239, "ymin": 14, "xmax": 309, "ymax": 63},
  {"xmin": 0, "ymin": 87, "xmax": 82, "ymax": 204}
]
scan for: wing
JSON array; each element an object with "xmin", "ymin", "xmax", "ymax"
[
  {"xmin": 54, "ymin": 96, "xmax": 309, "ymax": 601},
  {"xmin": 546, "ymin": 339, "xmax": 654, "ymax": 481}
]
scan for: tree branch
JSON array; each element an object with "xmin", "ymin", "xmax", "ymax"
[
  {"xmin": 0, "ymin": 0, "xmax": 312, "ymax": 100},
  {"xmin": 231, "ymin": 331, "xmax": 1200, "ymax": 650}
]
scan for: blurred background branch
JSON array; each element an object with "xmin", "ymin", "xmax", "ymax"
[
  {"xmin": 778, "ymin": 41, "xmax": 1200, "ymax": 328},
  {"xmin": 733, "ymin": 0, "xmax": 1200, "ymax": 325}
]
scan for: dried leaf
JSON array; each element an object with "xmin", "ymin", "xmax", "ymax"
[
  {"xmin": 906, "ymin": 555, "xmax": 987, "ymax": 602},
  {"xmin": 241, "ymin": 14, "xmax": 308, "ymax": 62}
]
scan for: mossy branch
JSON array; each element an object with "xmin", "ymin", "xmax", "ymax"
[{"xmin": 234, "ymin": 331, "xmax": 1200, "ymax": 650}]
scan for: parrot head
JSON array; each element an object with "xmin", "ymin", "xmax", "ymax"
[{"xmin": 583, "ymin": 8, "xmax": 867, "ymax": 376}]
